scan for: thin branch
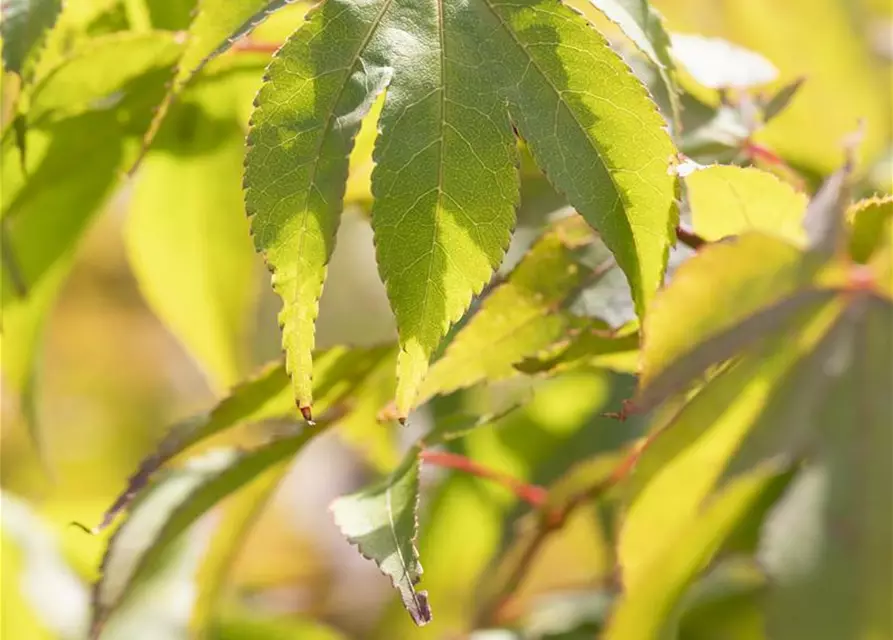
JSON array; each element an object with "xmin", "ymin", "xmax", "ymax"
[
  {"xmin": 419, "ymin": 450, "xmax": 548, "ymax": 508},
  {"xmin": 675, "ymin": 224, "xmax": 706, "ymax": 251}
]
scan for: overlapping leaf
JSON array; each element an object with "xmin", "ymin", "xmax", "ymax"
[
  {"xmin": 415, "ymin": 216, "xmax": 597, "ymax": 405},
  {"xmin": 848, "ymin": 195, "xmax": 893, "ymax": 264},
  {"xmin": 245, "ymin": 0, "xmax": 677, "ymax": 419}
]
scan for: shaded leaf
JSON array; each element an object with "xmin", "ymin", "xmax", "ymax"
[
  {"xmin": 606, "ymin": 463, "xmax": 790, "ymax": 640},
  {"xmin": 685, "ymin": 165, "xmax": 807, "ymax": 245},
  {"xmin": 92, "ymin": 430, "xmax": 320, "ymax": 637},
  {"xmin": 416, "ymin": 216, "xmax": 597, "ymax": 406},
  {"xmin": 331, "ymin": 450, "xmax": 430, "ymax": 626},
  {"xmin": 766, "ymin": 296, "xmax": 893, "ymax": 639},
  {"xmin": 0, "ymin": 0, "xmax": 63, "ymax": 77},
  {"xmin": 126, "ymin": 63, "xmax": 261, "ymax": 389},
  {"xmin": 246, "ymin": 0, "xmax": 677, "ymax": 418},
  {"xmin": 802, "ymin": 153, "xmax": 855, "ymax": 256},
  {"xmin": 847, "ymin": 195, "xmax": 893, "ymax": 263},
  {"xmin": 514, "ymin": 320, "xmax": 640, "ymax": 377},
  {"xmin": 761, "ymin": 76, "xmax": 804, "ymax": 124}
]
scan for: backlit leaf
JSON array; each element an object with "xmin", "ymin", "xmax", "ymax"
[
  {"xmin": 607, "ymin": 464, "xmax": 789, "ymax": 640},
  {"xmin": 685, "ymin": 165, "xmax": 807, "ymax": 245},
  {"xmin": 246, "ymin": 0, "xmax": 677, "ymax": 418},
  {"xmin": 415, "ymin": 216, "xmax": 596, "ymax": 406},
  {"xmin": 847, "ymin": 195, "xmax": 893, "ymax": 264},
  {"xmin": 670, "ymin": 34, "xmax": 778, "ymax": 90}
]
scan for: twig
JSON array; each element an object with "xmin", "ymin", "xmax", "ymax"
[
  {"xmin": 675, "ymin": 224, "xmax": 706, "ymax": 251},
  {"xmin": 419, "ymin": 450, "xmax": 548, "ymax": 508}
]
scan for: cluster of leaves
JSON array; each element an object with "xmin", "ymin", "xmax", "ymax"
[{"xmin": 1, "ymin": 0, "xmax": 891, "ymax": 638}]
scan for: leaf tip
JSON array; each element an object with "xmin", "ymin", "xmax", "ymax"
[{"xmin": 300, "ymin": 405, "xmax": 315, "ymax": 425}]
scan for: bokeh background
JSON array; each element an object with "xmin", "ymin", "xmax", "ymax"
[{"xmin": 1, "ymin": 0, "xmax": 890, "ymax": 638}]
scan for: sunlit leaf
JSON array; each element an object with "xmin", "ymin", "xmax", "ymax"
[
  {"xmin": 246, "ymin": 0, "xmax": 677, "ymax": 418},
  {"xmin": 514, "ymin": 320, "xmax": 640, "ymax": 376},
  {"xmin": 0, "ymin": 0, "xmax": 63, "ymax": 77},
  {"xmin": 685, "ymin": 165, "xmax": 807, "ymax": 245},
  {"xmin": 637, "ymin": 233, "xmax": 820, "ymax": 403},
  {"xmin": 607, "ymin": 463, "xmax": 790, "ymax": 640},
  {"xmin": 416, "ymin": 216, "xmax": 597, "ymax": 406},
  {"xmin": 847, "ymin": 195, "xmax": 893, "ymax": 263},
  {"xmin": 126, "ymin": 62, "xmax": 262, "ymax": 389},
  {"xmin": 671, "ymin": 34, "xmax": 777, "ymax": 90},
  {"xmin": 331, "ymin": 450, "xmax": 430, "ymax": 626}
]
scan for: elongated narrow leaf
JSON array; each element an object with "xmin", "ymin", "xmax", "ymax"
[
  {"xmin": 370, "ymin": 0, "xmax": 519, "ymax": 417},
  {"xmin": 246, "ymin": 0, "xmax": 677, "ymax": 419},
  {"xmin": 93, "ymin": 345, "xmax": 392, "ymax": 533},
  {"xmin": 126, "ymin": 64, "xmax": 261, "ymax": 390},
  {"xmin": 415, "ymin": 216, "xmax": 595, "ymax": 406},
  {"xmin": 92, "ymin": 431, "xmax": 319, "ymax": 637},
  {"xmin": 486, "ymin": 0, "xmax": 677, "ymax": 320},
  {"xmin": 514, "ymin": 320, "xmax": 640, "ymax": 376},
  {"xmin": 244, "ymin": 0, "xmax": 392, "ymax": 414},
  {"xmin": 638, "ymin": 233, "xmax": 820, "ymax": 398},
  {"xmin": 848, "ymin": 195, "xmax": 893, "ymax": 264},
  {"xmin": 686, "ymin": 165, "xmax": 807, "ymax": 245},
  {"xmin": 620, "ymin": 299, "xmax": 840, "ymax": 591},
  {"xmin": 331, "ymin": 450, "xmax": 430, "ymax": 625},
  {"xmin": 586, "ymin": 0, "xmax": 680, "ymax": 124},
  {"xmin": 0, "ymin": 0, "xmax": 63, "ymax": 77},
  {"xmin": 606, "ymin": 464, "xmax": 789, "ymax": 640}
]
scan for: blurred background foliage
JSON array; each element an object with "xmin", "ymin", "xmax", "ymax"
[{"xmin": 0, "ymin": 0, "xmax": 890, "ymax": 638}]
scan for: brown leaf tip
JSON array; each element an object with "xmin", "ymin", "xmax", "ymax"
[
  {"xmin": 408, "ymin": 590, "xmax": 432, "ymax": 626},
  {"xmin": 300, "ymin": 405, "xmax": 315, "ymax": 425}
]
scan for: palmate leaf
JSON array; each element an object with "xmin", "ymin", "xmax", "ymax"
[{"xmin": 245, "ymin": 0, "xmax": 677, "ymax": 419}]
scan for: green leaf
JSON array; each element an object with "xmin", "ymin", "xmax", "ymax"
[
  {"xmin": 514, "ymin": 320, "xmax": 640, "ymax": 376},
  {"xmin": 330, "ymin": 449, "xmax": 430, "ymax": 626},
  {"xmin": 0, "ymin": 0, "xmax": 63, "ymax": 77},
  {"xmin": 26, "ymin": 31, "xmax": 184, "ymax": 125},
  {"xmin": 620, "ymin": 298, "xmax": 841, "ymax": 589},
  {"xmin": 92, "ymin": 432, "xmax": 320, "ymax": 637},
  {"xmin": 125, "ymin": 63, "xmax": 261, "ymax": 390},
  {"xmin": 847, "ymin": 195, "xmax": 893, "ymax": 264},
  {"xmin": 92, "ymin": 345, "xmax": 393, "ymax": 534},
  {"xmin": 489, "ymin": 0, "xmax": 677, "ymax": 320},
  {"xmin": 766, "ymin": 296, "xmax": 893, "ymax": 640},
  {"xmin": 685, "ymin": 165, "xmax": 807, "ymax": 245},
  {"xmin": 244, "ymin": 0, "xmax": 392, "ymax": 413},
  {"xmin": 586, "ymin": 0, "xmax": 680, "ymax": 125},
  {"xmin": 416, "ymin": 216, "xmax": 597, "ymax": 406},
  {"xmin": 637, "ymin": 233, "xmax": 820, "ymax": 402},
  {"xmin": 606, "ymin": 463, "xmax": 789, "ymax": 640},
  {"xmin": 246, "ymin": 0, "xmax": 677, "ymax": 418}
]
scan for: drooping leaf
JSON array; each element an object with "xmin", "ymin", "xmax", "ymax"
[
  {"xmin": 685, "ymin": 165, "xmax": 807, "ymax": 245},
  {"xmin": 0, "ymin": 0, "xmax": 63, "ymax": 77},
  {"xmin": 330, "ymin": 449, "xmax": 430, "ymax": 626},
  {"xmin": 92, "ymin": 345, "xmax": 392, "ymax": 534},
  {"xmin": 637, "ymin": 233, "xmax": 820, "ymax": 400},
  {"xmin": 92, "ymin": 432, "xmax": 320, "ymax": 637},
  {"xmin": 606, "ymin": 463, "xmax": 790, "ymax": 640},
  {"xmin": 847, "ymin": 195, "xmax": 893, "ymax": 264},
  {"xmin": 126, "ymin": 62, "xmax": 262, "ymax": 390},
  {"xmin": 415, "ymin": 216, "xmax": 597, "ymax": 406},
  {"xmin": 586, "ymin": 0, "xmax": 680, "ymax": 125},
  {"xmin": 514, "ymin": 320, "xmax": 640, "ymax": 376},
  {"xmin": 246, "ymin": 0, "xmax": 677, "ymax": 418}
]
